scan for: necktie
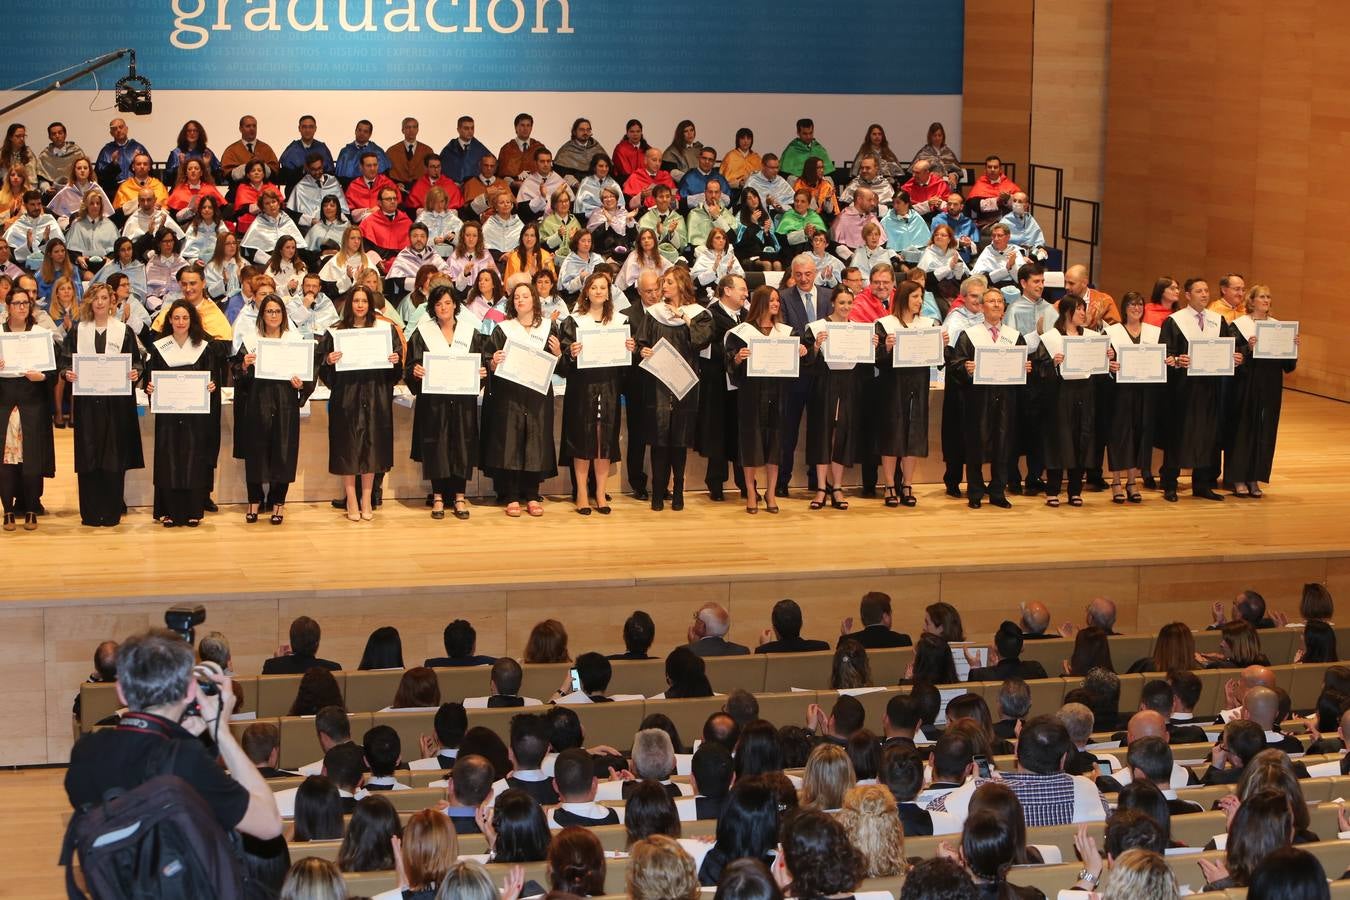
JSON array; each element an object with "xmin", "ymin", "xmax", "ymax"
[
  {"xmin": 407, "ymin": 144, "xmax": 415, "ymax": 157},
  {"xmin": 1196, "ymin": 311, "xmax": 1204, "ymax": 332},
  {"xmin": 246, "ymin": 142, "xmax": 254, "ymax": 154},
  {"xmin": 366, "ymin": 180, "xmax": 374, "ymax": 189},
  {"xmin": 991, "ymin": 326, "xmax": 1000, "ymax": 342},
  {"xmin": 803, "ymin": 293, "xmax": 812, "ymax": 316}
]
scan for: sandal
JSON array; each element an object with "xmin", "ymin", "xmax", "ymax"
[
  {"xmin": 270, "ymin": 506, "xmax": 284, "ymax": 525},
  {"xmin": 1111, "ymin": 481, "xmax": 1125, "ymax": 504},
  {"xmin": 526, "ymin": 500, "xmax": 544, "ymax": 517},
  {"xmin": 245, "ymin": 509, "xmax": 259, "ymax": 524},
  {"xmin": 828, "ymin": 486, "xmax": 849, "ymax": 510},
  {"xmin": 883, "ymin": 487, "xmax": 900, "ymax": 508},
  {"xmin": 900, "ymin": 484, "xmax": 917, "ymax": 507},
  {"xmin": 810, "ymin": 489, "xmax": 827, "ymax": 511},
  {"xmin": 1126, "ymin": 480, "xmax": 1142, "ymax": 503},
  {"xmin": 1046, "ymin": 496, "xmax": 1061, "ymax": 508},
  {"xmin": 431, "ymin": 497, "xmax": 446, "ymax": 520},
  {"xmin": 453, "ymin": 499, "xmax": 471, "ymax": 520},
  {"xmin": 1068, "ymin": 496, "xmax": 1084, "ymax": 507},
  {"xmin": 505, "ymin": 502, "xmax": 523, "ymax": 517},
  {"xmin": 1248, "ymin": 483, "xmax": 1264, "ymax": 498}
]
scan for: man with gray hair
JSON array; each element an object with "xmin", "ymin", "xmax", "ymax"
[
  {"xmin": 197, "ymin": 632, "xmax": 232, "ymax": 674},
  {"xmin": 939, "ymin": 275, "xmax": 988, "ymax": 498},
  {"xmin": 1019, "ymin": 601, "xmax": 1053, "ymax": 639},
  {"xmin": 995, "ymin": 678, "xmax": 1031, "ymax": 740},
  {"xmin": 688, "ymin": 602, "xmax": 749, "ymax": 657},
  {"xmin": 1056, "ymin": 702, "xmax": 1103, "ymax": 777},
  {"xmin": 1059, "ymin": 597, "xmax": 1119, "ymax": 638},
  {"xmin": 596, "ymin": 728, "xmax": 693, "ymax": 800}
]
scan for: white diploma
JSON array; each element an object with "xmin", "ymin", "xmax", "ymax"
[
  {"xmin": 576, "ymin": 324, "xmax": 632, "ymax": 369},
  {"xmin": 255, "ymin": 338, "xmax": 315, "ymax": 382},
  {"xmin": 496, "ymin": 340, "xmax": 558, "ymax": 395},
  {"xmin": 0, "ymin": 330, "xmax": 56, "ymax": 376},
  {"xmin": 1061, "ymin": 333, "xmax": 1110, "ymax": 379},
  {"xmin": 893, "ymin": 327, "xmax": 945, "ymax": 368},
  {"xmin": 820, "ymin": 321, "xmax": 874, "ymax": 366},
  {"xmin": 333, "ymin": 328, "xmax": 394, "ymax": 372},
  {"xmin": 639, "ymin": 337, "xmax": 698, "ymax": 400},
  {"xmin": 151, "ymin": 370, "xmax": 211, "ymax": 414},
  {"xmin": 1187, "ymin": 336, "xmax": 1235, "ymax": 376},
  {"xmin": 973, "ymin": 345, "xmax": 1028, "ymax": 386},
  {"xmin": 72, "ymin": 353, "xmax": 132, "ymax": 396},
  {"xmin": 423, "ymin": 353, "xmax": 480, "ymax": 396},
  {"xmin": 1114, "ymin": 344, "xmax": 1167, "ymax": 384},
  {"xmin": 1253, "ymin": 321, "xmax": 1298, "ymax": 360},
  {"xmin": 747, "ymin": 336, "xmax": 800, "ymax": 378}
]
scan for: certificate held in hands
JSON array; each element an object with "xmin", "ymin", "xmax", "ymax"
[
  {"xmin": 1187, "ymin": 337, "xmax": 1235, "ymax": 376},
  {"xmin": 256, "ymin": 338, "xmax": 315, "ymax": 382},
  {"xmin": 747, "ymin": 336, "xmax": 800, "ymax": 378},
  {"xmin": 893, "ymin": 327, "xmax": 944, "ymax": 368},
  {"xmin": 639, "ymin": 337, "xmax": 698, "ymax": 400},
  {"xmin": 577, "ymin": 324, "xmax": 631, "ymax": 369},
  {"xmin": 1115, "ymin": 344, "xmax": 1167, "ymax": 384},
  {"xmin": 496, "ymin": 340, "xmax": 558, "ymax": 395},
  {"xmin": 973, "ymin": 345, "xmax": 1028, "ymax": 386},
  {"xmin": 0, "ymin": 330, "xmax": 56, "ymax": 376},
  {"xmin": 423, "ymin": 353, "xmax": 481, "ymax": 396},
  {"xmin": 72, "ymin": 353, "xmax": 132, "ymax": 396},
  {"xmin": 820, "ymin": 321, "xmax": 874, "ymax": 366},
  {"xmin": 1254, "ymin": 321, "xmax": 1299, "ymax": 360},
  {"xmin": 151, "ymin": 370, "xmax": 212, "ymax": 414},
  {"xmin": 1061, "ymin": 333, "xmax": 1110, "ymax": 379},
  {"xmin": 333, "ymin": 327, "xmax": 394, "ymax": 372}
]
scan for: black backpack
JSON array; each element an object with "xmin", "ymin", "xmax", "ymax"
[{"xmin": 60, "ymin": 740, "xmax": 246, "ymax": 900}]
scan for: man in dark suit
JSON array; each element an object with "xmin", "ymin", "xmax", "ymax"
[
  {"xmin": 1165, "ymin": 670, "xmax": 1211, "ymax": 743},
  {"xmin": 424, "ymin": 619, "xmax": 497, "ymax": 668},
  {"xmin": 1110, "ymin": 679, "xmax": 1209, "ymax": 746},
  {"xmin": 1205, "ymin": 588, "xmax": 1278, "ymax": 630},
  {"xmin": 261, "ymin": 616, "xmax": 342, "ymax": 675},
  {"xmin": 1123, "ymin": 737, "xmax": 1203, "ymax": 815},
  {"xmin": 688, "ymin": 603, "xmax": 750, "ymax": 657},
  {"xmin": 443, "ymin": 754, "xmax": 493, "ymax": 834},
  {"xmin": 241, "ymin": 723, "xmax": 297, "ymax": 779},
  {"xmin": 967, "ymin": 622, "xmax": 1050, "ymax": 682},
  {"xmin": 1200, "ymin": 719, "xmax": 1267, "ymax": 785},
  {"xmin": 755, "ymin": 598, "xmax": 831, "ymax": 654},
  {"xmin": 838, "ymin": 591, "xmax": 913, "ymax": 649},
  {"xmin": 324, "ymin": 742, "xmax": 366, "ymax": 813},
  {"xmin": 499, "ymin": 714, "xmax": 559, "ymax": 805},
  {"xmin": 465, "ymin": 658, "xmax": 542, "ymax": 708},
  {"xmin": 774, "ymin": 254, "xmax": 832, "ymax": 496}
]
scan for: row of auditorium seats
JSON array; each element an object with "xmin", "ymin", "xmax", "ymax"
[{"xmin": 74, "ymin": 625, "xmax": 1337, "ymax": 730}]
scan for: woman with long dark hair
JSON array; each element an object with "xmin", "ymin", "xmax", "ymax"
[{"xmin": 1065, "ymin": 626, "xmax": 1115, "ymax": 675}]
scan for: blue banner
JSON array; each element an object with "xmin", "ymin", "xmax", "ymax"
[{"xmin": 7, "ymin": 1, "xmax": 962, "ymax": 94}]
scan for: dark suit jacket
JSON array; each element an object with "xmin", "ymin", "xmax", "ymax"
[
  {"xmin": 423, "ymin": 655, "xmax": 496, "ymax": 667},
  {"xmin": 968, "ymin": 658, "xmax": 1049, "ymax": 683},
  {"xmin": 755, "ymin": 636, "xmax": 831, "ymax": 654},
  {"xmin": 261, "ymin": 653, "xmax": 341, "ymax": 675},
  {"xmin": 777, "ymin": 284, "xmax": 833, "ymax": 338},
  {"xmin": 1020, "ymin": 632, "xmax": 1056, "ymax": 640},
  {"xmin": 689, "ymin": 636, "xmax": 750, "ymax": 657},
  {"xmin": 1201, "ymin": 765, "xmax": 1243, "ymax": 785},
  {"xmin": 838, "ymin": 625, "xmax": 912, "ymax": 649},
  {"xmin": 898, "ymin": 802, "xmax": 934, "ymax": 836},
  {"xmin": 993, "ymin": 719, "xmax": 1020, "ymax": 741},
  {"xmin": 1169, "ymin": 797, "xmax": 1204, "ymax": 815},
  {"xmin": 606, "ymin": 651, "xmax": 653, "ymax": 661},
  {"xmin": 487, "ymin": 695, "xmax": 526, "ymax": 708}
]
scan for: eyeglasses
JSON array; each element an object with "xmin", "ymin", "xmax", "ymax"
[{"xmin": 7, "ymin": 300, "xmax": 31, "ymax": 307}]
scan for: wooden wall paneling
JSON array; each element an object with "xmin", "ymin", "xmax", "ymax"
[
  {"xmin": 962, "ymin": 0, "xmax": 1034, "ymax": 170},
  {"xmin": 938, "ymin": 566, "xmax": 1142, "ymax": 635},
  {"xmin": 727, "ymin": 572, "xmax": 941, "ymax": 650},
  {"xmin": 1135, "ymin": 558, "xmax": 1330, "ymax": 632},
  {"xmin": 0, "ymin": 609, "xmax": 48, "ymax": 766}
]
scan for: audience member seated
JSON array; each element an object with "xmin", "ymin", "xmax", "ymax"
[
  {"xmin": 386, "ymin": 666, "xmax": 440, "ymax": 711},
  {"xmin": 337, "ymin": 793, "xmax": 401, "ymax": 872},
  {"xmin": 516, "ymin": 148, "xmax": 566, "ymax": 221},
  {"xmin": 1201, "ymin": 719, "xmax": 1267, "ymax": 785},
  {"xmin": 902, "ymin": 633, "xmax": 959, "ymax": 685},
  {"xmin": 697, "ymin": 777, "xmax": 780, "ymax": 885},
  {"xmin": 1202, "ymin": 620, "xmax": 1271, "ymax": 670},
  {"xmin": 994, "ymin": 678, "xmax": 1031, "ymax": 740},
  {"xmin": 296, "ymin": 705, "xmax": 357, "ymax": 776},
  {"xmin": 405, "ymin": 702, "xmax": 466, "ymax": 771},
  {"xmin": 680, "ymin": 146, "xmax": 730, "ymax": 207},
  {"xmin": 465, "ymin": 658, "xmax": 543, "ymax": 709},
  {"xmin": 839, "ymin": 591, "xmax": 913, "ymax": 648},
  {"xmin": 1058, "ymin": 701, "xmax": 1109, "ymax": 777},
  {"xmin": 489, "ymin": 713, "xmax": 557, "ymax": 805},
  {"xmin": 356, "ymin": 724, "xmax": 409, "ymax": 793},
  {"xmin": 1209, "ymin": 588, "xmax": 1278, "ymax": 630},
  {"xmin": 686, "ymin": 602, "xmax": 749, "ymax": 657},
  {"xmin": 625, "ymin": 148, "xmax": 678, "ymax": 212},
  {"xmin": 780, "ymin": 118, "xmax": 833, "ymax": 180},
  {"xmin": 263, "ymin": 616, "xmax": 341, "ymax": 674},
  {"xmin": 545, "ymin": 747, "xmax": 619, "ymax": 830},
  {"xmin": 805, "ymin": 695, "xmax": 867, "ymax": 750},
  {"xmin": 113, "ymin": 152, "xmax": 168, "ymax": 215},
  {"xmin": 944, "ymin": 806, "xmax": 1047, "ymax": 900},
  {"xmin": 999, "ymin": 192, "xmax": 1047, "ymax": 259},
  {"xmin": 902, "ymin": 160, "xmax": 951, "ymax": 217},
  {"xmin": 5, "ymin": 190, "xmax": 64, "ymax": 265},
  {"xmin": 966, "ymin": 155, "xmax": 1022, "ymax": 227},
  {"xmin": 971, "ymin": 222, "xmax": 1029, "ymax": 288},
  {"xmin": 967, "ymin": 621, "xmax": 1050, "ymax": 681},
  {"xmin": 776, "ymin": 809, "xmax": 867, "ymax": 898},
  {"xmin": 744, "ymin": 154, "xmax": 795, "ymax": 217},
  {"xmin": 241, "ymin": 722, "xmax": 294, "ymax": 779},
  {"xmin": 290, "ymin": 775, "xmax": 343, "ymax": 843},
  {"xmin": 1198, "ymin": 789, "xmax": 1295, "ymax": 892},
  {"xmin": 830, "ymin": 186, "xmax": 882, "ymax": 254},
  {"xmin": 440, "ymin": 753, "xmax": 494, "ymax": 834},
  {"xmin": 554, "ymin": 651, "xmax": 625, "ymax": 705},
  {"xmin": 841, "ymin": 154, "xmax": 894, "ymax": 207},
  {"xmin": 680, "ymin": 742, "xmax": 733, "ymax": 821},
  {"xmin": 753, "ymin": 598, "xmax": 830, "ymax": 653},
  {"xmin": 462, "ymin": 154, "xmax": 514, "ymax": 219},
  {"xmin": 637, "ymin": 185, "xmax": 687, "ymax": 263}
]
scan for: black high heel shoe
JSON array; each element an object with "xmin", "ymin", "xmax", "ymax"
[
  {"xmin": 810, "ymin": 489, "xmax": 827, "ymax": 510},
  {"xmin": 828, "ymin": 486, "xmax": 849, "ymax": 510},
  {"xmin": 245, "ymin": 507, "xmax": 259, "ymax": 524},
  {"xmin": 453, "ymin": 499, "xmax": 471, "ymax": 520},
  {"xmin": 883, "ymin": 487, "xmax": 900, "ymax": 508},
  {"xmin": 899, "ymin": 485, "xmax": 917, "ymax": 507}
]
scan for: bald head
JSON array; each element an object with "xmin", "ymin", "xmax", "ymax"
[
  {"xmin": 1086, "ymin": 598, "xmax": 1117, "ymax": 631},
  {"xmin": 1021, "ymin": 602, "xmax": 1050, "ymax": 636},
  {"xmin": 695, "ymin": 603, "xmax": 731, "ymax": 638},
  {"xmin": 1242, "ymin": 665, "xmax": 1276, "ymax": 691},
  {"xmin": 1063, "ymin": 265, "xmax": 1090, "ymax": 296},
  {"xmin": 1126, "ymin": 709, "xmax": 1168, "ymax": 744},
  {"xmin": 1243, "ymin": 687, "xmax": 1279, "ymax": 729},
  {"xmin": 637, "ymin": 270, "xmax": 662, "ymax": 306}
]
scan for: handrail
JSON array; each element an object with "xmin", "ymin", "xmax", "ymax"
[
  {"xmin": 1027, "ymin": 163, "xmax": 1064, "ymax": 249},
  {"xmin": 1061, "ymin": 196, "xmax": 1102, "ymax": 284}
]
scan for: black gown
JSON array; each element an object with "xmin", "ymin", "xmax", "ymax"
[
  {"xmin": 1105, "ymin": 326, "xmax": 1160, "ymax": 472},
  {"xmin": 230, "ymin": 340, "xmax": 316, "ymax": 485},
  {"xmin": 557, "ymin": 313, "xmax": 628, "ymax": 465},
  {"xmin": 481, "ymin": 320, "xmax": 560, "ymax": 479},
  {"xmin": 1033, "ymin": 335, "xmax": 1099, "ymax": 471},
  {"xmin": 62, "ymin": 322, "xmax": 145, "ymax": 526},
  {"xmin": 948, "ymin": 328, "xmax": 1025, "ymax": 498},
  {"xmin": 404, "ymin": 326, "xmax": 486, "ymax": 481},
  {"xmin": 804, "ymin": 322, "xmax": 863, "ymax": 466},
  {"xmin": 631, "ymin": 304, "xmax": 713, "ymax": 449},
  {"xmin": 1225, "ymin": 319, "xmax": 1296, "ymax": 483},
  {"xmin": 1159, "ymin": 312, "xmax": 1231, "ymax": 470},
  {"xmin": 0, "ymin": 324, "xmax": 58, "ymax": 481},
  {"xmin": 694, "ymin": 302, "xmax": 744, "ymax": 467},
  {"xmin": 724, "ymin": 322, "xmax": 801, "ymax": 468},
  {"xmin": 146, "ymin": 336, "xmax": 229, "ymax": 522},
  {"xmin": 874, "ymin": 317, "xmax": 935, "ymax": 458},
  {"xmin": 319, "ymin": 324, "xmax": 400, "ymax": 476}
]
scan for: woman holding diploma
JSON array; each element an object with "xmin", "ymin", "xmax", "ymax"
[
  {"xmin": 725, "ymin": 285, "xmax": 808, "ymax": 514},
  {"xmin": 231, "ymin": 294, "xmax": 315, "ymax": 525},
  {"xmin": 59, "ymin": 283, "xmax": 143, "ymax": 527},
  {"xmin": 803, "ymin": 286, "xmax": 863, "ymax": 510},
  {"xmin": 1225, "ymin": 284, "xmax": 1297, "ymax": 498},
  {"xmin": 875, "ymin": 280, "xmax": 942, "ymax": 508},
  {"xmin": 558, "ymin": 272, "xmax": 635, "ymax": 515},
  {"xmin": 633, "ymin": 267, "xmax": 713, "ymax": 511},
  {"xmin": 0, "ymin": 288, "xmax": 57, "ymax": 531},
  {"xmin": 1105, "ymin": 292, "xmax": 1165, "ymax": 503},
  {"xmin": 404, "ymin": 284, "xmax": 486, "ymax": 521},
  {"xmin": 483, "ymin": 280, "xmax": 561, "ymax": 518},
  {"xmin": 319, "ymin": 286, "xmax": 401, "ymax": 522},
  {"xmin": 1033, "ymin": 296, "xmax": 1116, "ymax": 507},
  {"xmin": 144, "ymin": 299, "xmax": 227, "ymax": 527}
]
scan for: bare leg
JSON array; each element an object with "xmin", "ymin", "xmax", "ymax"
[
  {"xmin": 343, "ymin": 476, "xmax": 359, "ymax": 521},
  {"xmin": 764, "ymin": 464, "xmax": 780, "ymax": 509},
  {"xmin": 573, "ymin": 459, "xmax": 591, "ymax": 508},
  {"xmin": 745, "ymin": 466, "xmax": 762, "ymax": 510},
  {"xmin": 359, "ymin": 473, "xmax": 375, "ymax": 517},
  {"xmin": 812, "ymin": 464, "xmax": 829, "ymax": 506},
  {"xmin": 593, "ymin": 459, "xmax": 611, "ymax": 507}
]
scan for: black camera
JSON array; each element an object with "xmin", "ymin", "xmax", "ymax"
[
  {"xmin": 115, "ymin": 72, "xmax": 152, "ymax": 115},
  {"xmin": 165, "ymin": 603, "xmax": 206, "ymax": 645}
]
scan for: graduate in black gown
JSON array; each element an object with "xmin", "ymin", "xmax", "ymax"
[
  {"xmin": 803, "ymin": 286, "xmax": 865, "ymax": 511},
  {"xmin": 694, "ymin": 273, "xmax": 748, "ymax": 501},
  {"xmin": 725, "ymin": 284, "xmax": 809, "ymax": 514},
  {"xmin": 1104, "ymin": 291, "xmax": 1166, "ymax": 503},
  {"xmin": 1225, "ymin": 284, "xmax": 1297, "ymax": 498},
  {"xmin": 231, "ymin": 293, "xmax": 315, "ymax": 525},
  {"xmin": 404, "ymin": 284, "xmax": 487, "ymax": 521},
  {"xmin": 1032, "ymin": 296, "xmax": 1117, "ymax": 507},
  {"xmin": 948, "ymin": 288, "xmax": 1032, "ymax": 509},
  {"xmin": 144, "ymin": 299, "xmax": 229, "ymax": 527},
  {"xmin": 60, "ymin": 282, "xmax": 144, "ymax": 527},
  {"xmin": 319, "ymin": 285, "xmax": 402, "ymax": 521},
  {"xmin": 1158, "ymin": 278, "xmax": 1243, "ymax": 502},
  {"xmin": 482, "ymin": 279, "xmax": 561, "ymax": 517},
  {"xmin": 0, "ymin": 286, "xmax": 57, "ymax": 531},
  {"xmin": 874, "ymin": 279, "xmax": 943, "ymax": 509},
  {"xmin": 558, "ymin": 272, "xmax": 635, "ymax": 515},
  {"xmin": 632, "ymin": 267, "xmax": 713, "ymax": 511}
]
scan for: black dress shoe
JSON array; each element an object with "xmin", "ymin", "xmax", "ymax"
[
  {"xmin": 860, "ymin": 487, "xmax": 877, "ymax": 499},
  {"xmin": 706, "ymin": 486, "xmax": 725, "ymax": 501},
  {"xmin": 651, "ymin": 494, "xmax": 664, "ymax": 511},
  {"xmin": 331, "ymin": 498, "xmax": 346, "ymax": 509},
  {"xmin": 774, "ymin": 485, "xmax": 790, "ymax": 499},
  {"xmin": 671, "ymin": 493, "xmax": 684, "ymax": 511},
  {"xmin": 968, "ymin": 497, "xmax": 982, "ymax": 509},
  {"xmin": 203, "ymin": 497, "xmax": 218, "ymax": 513},
  {"xmin": 1024, "ymin": 479, "xmax": 1046, "ymax": 496},
  {"xmin": 1194, "ymin": 488, "xmax": 1225, "ymax": 501},
  {"xmin": 372, "ymin": 490, "xmax": 383, "ymax": 509},
  {"xmin": 945, "ymin": 485, "xmax": 962, "ymax": 499},
  {"xmin": 1163, "ymin": 489, "xmax": 1178, "ymax": 502},
  {"xmin": 990, "ymin": 496, "xmax": 1013, "ymax": 509},
  {"xmin": 1143, "ymin": 474, "xmax": 1157, "ymax": 489},
  {"xmin": 1087, "ymin": 476, "xmax": 1109, "ymax": 491},
  {"xmin": 633, "ymin": 487, "xmax": 649, "ymax": 501}
]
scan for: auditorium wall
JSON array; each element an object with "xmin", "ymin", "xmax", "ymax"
[{"xmin": 1100, "ymin": 0, "xmax": 1349, "ymax": 401}]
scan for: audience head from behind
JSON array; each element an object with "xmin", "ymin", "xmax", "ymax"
[
  {"xmin": 801, "ymin": 742, "xmax": 857, "ymax": 812},
  {"xmin": 1127, "ymin": 735, "xmax": 1174, "ymax": 789},
  {"xmin": 443, "ymin": 618, "xmax": 480, "ymax": 661},
  {"xmin": 91, "ymin": 640, "xmax": 119, "ymax": 683},
  {"xmin": 910, "ymin": 632, "xmax": 958, "ymax": 684},
  {"xmin": 822, "ymin": 694, "xmax": 866, "ymax": 742},
  {"xmin": 1221, "ymin": 789, "xmax": 1295, "ymax": 887},
  {"xmin": 769, "ymin": 597, "xmax": 807, "ymax": 642},
  {"xmin": 289, "ymin": 666, "xmax": 344, "ymax": 717},
  {"xmin": 856, "ymin": 590, "xmax": 895, "ymax": 630},
  {"xmin": 1082, "ymin": 667, "xmax": 1122, "ymax": 724},
  {"xmin": 548, "ymin": 825, "xmax": 606, "ymax": 897},
  {"xmin": 1096, "ymin": 848, "xmax": 1179, "ymax": 900},
  {"xmin": 775, "ymin": 725, "xmax": 814, "ymax": 769},
  {"xmin": 634, "ymin": 727, "xmax": 678, "ymax": 781},
  {"xmin": 1019, "ymin": 601, "xmax": 1051, "ymax": 637},
  {"xmin": 433, "ymin": 701, "xmax": 468, "ymax": 754},
  {"xmin": 1216, "ymin": 719, "xmax": 1266, "ymax": 774},
  {"xmin": 399, "ymin": 808, "xmax": 459, "ymax": 894},
  {"xmin": 553, "ymin": 747, "xmax": 599, "ymax": 804},
  {"xmin": 547, "ymin": 705, "xmax": 585, "ymax": 752},
  {"xmin": 241, "ymin": 721, "xmax": 281, "ymax": 771},
  {"xmin": 392, "ymin": 666, "xmax": 440, "ymax": 709},
  {"xmin": 1167, "ymin": 669, "xmax": 1202, "ymax": 715},
  {"xmin": 1242, "ymin": 686, "xmax": 1281, "ymax": 731},
  {"xmin": 1236, "ymin": 749, "xmax": 1311, "ymax": 834},
  {"xmin": 664, "ymin": 646, "xmax": 713, "ymax": 698},
  {"xmin": 1301, "ymin": 583, "xmax": 1335, "ymax": 624},
  {"xmin": 924, "ymin": 601, "xmax": 966, "ymax": 642},
  {"xmin": 621, "ymin": 610, "xmax": 657, "ymax": 659},
  {"xmin": 361, "ymin": 724, "xmax": 402, "ymax": 779},
  {"xmin": 724, "ymin": 688, "xmax": 760, "ymax": 728},
  {"xmin": 489, "ymin": 788, "xmax": 550, "ymax": 862},
  {"xmin": 1016, "ymin": 715, "xmax": 1071, "ymax": 775},
  {"xmin": 1105, "ymin": 808, "xmax": 1167, "ymax": 858},
  {"xmin": 288, "ymin": 615, "xmax": 324, "ymax": 659},
  {"xmin": 280, "ymin": 857, "xmax": 346, "ymax": 900},
  {"xmin": 1056, "ymin": 701, "xmax": 1094, "ymax": 750},
  {"xmin": 292, "ymin": 775, "xmax": 343, "ymax": 842},
  {"xmin": 1247, "ymin": 847, "xmax": 1329, "ymax": 900},
  {"xmin": 702, "ymin": 711, "xmax": 740, "ymax": 752},
  {"xmin": 967, "ymin": 782, "xmax": 1035, "ymax": 865},
  {"xmin": 993, "ymin": 620, "xmax": 1025, "ymax": 662},
  {"xmin": 845, "ymin": 729, "xmax": 880, "ymax": 782},
  {"xmin": 884, "ymin": 692, "xmax": 924, "ymax": 740},
  {"xmin": 490, "ymin": 657, "xmax": 525, "ymax": 699},
  {"xmin": 358, "ymin": 625, "xmax": 403, "ymax": 670},
  {"xmin": 437, "ymin": 860, "xmax": 502, "ymax": 900},
  {"xmin": 703, "ymin": 778, "xmax": 782, "ymax": 885},
  {"xmin": 628, "ymin": 834, "xmax": 700, "ymax": 900},
  {"xmin": 777, "ymin": 808, "xmax": 866, "ymax": 898},
  {"xmin": 458, "ymin": 728, "xmax": 512, "ymax": 783},
  {"xmin": 712, "ymin": 858, "xmax": 783, "ymax": 900},
  {"xmin": 689, "ymin": 601, "xmax": 735, "ymax": 645},
  {"xmin": 337, "ymin": 793, "xmax": 402, "ymax": 872},
  {"xmin": 573, "ymin": 651, "xmax": 612, "ymax": 698},
  {"xmin": 733, "ymin": 720, "xmax": 783, "ymax": 779},
  {"xmin": 197, "ymin": 631, "xmax": 232, "ymax": 673},
  {"xmin": 1067, "ymin": 626, "xmax": 1115, "ymax": 676},
  {"xmin": 508, "ymin": 712, "xmax": 552, "ymax": 772},
  {"xmin": 322, "ymin": 741, "xmax": 365, "ymax": 795},
  {"xmin": 958, "ymin": 808, "xmax": 1031, "ymax": 896},
  {"xmin": 998, "ymin": 678, "xmax": 1032, "ymax": 725},
  {"xmin": 524, "ymin": 618, "xmax": 570, "ymax": 664},
  {"xmin": 1219, "ymin": 620, "xmax": 1266, "ymax": 667},
  {"xmin": 640, "ymin": 713, "xmax": 685, "ymax": 755},
  {"xmin": 911, "ymin": 682, "xmax": 942, "ymax": 733},
  {"xmin": 930, "ymin": 728, "xmax": 976, "ymax": 785},
  {"xmin": 1300, "ymin": 619, "xmax": 1338, "ymax": 664},
  {"xmin": 899, "ymin": 857, "xmax": 979, "ymax": 900},
  {"xmin": 838, "ymin": 784, "xmax": 908, "ymax": 878},
  {"xmin": 1150, "ymin": 623, "xmax": 1196, "ymax": 673},
  {"xmin": 625, "ymin": 778, "xmax": 682, "ymax": 845},
  {"xmin": 314, "ymin": 705, "xmax": 351, "ymax": 753},
  {"xmin": 449, "ymin": 753, "xmax": 496, "ymax": 810},
  {"xmin": 692, "ymin": 741, "xmax": 735, "ymax": 801},
  {"xmin": 1115, "ymin": 781, "xmax": 1173, "ymax": 842},
  {"xmin": 946, "ymin": 693, "xmax": 1001, "ymax": 748},
  {"xmin": 880, "ymin": 745, "xmax": 925, "ymax": 803},
  {"xmin": 831, "ymin": 639, "xmax": 871, "ymax": 689}
]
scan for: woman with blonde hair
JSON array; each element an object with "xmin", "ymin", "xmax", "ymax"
[
  {"xmin": 393, "ymin": 808, "xmax": 460, "ymax": 900},
  {"xmin": 628, "ymin": 834, "xmax": 700, "ymax": 900},
  {"xmin": 800, "ymin": 743, "xmax": 856, "ymax": 812},
  {"xmin": 435, "ymin": 859, "xmax": 526, "ymax": 900},
  {"xmin": 837, "ymin": 784, "xmax": 909, "ymax": 879},
  {"xmin": 318, "ymin": 224, "xmax": 380, "ymax": 294},
  {"xmin": 1096, "ymin": 848, "xmax": 1179, "ymax": 900},
  {"xmin": 64, "ymin": 190, "xmax": 118, "ymax": 276},
  {"xmin": 279, "ymin": 857, "xmax": 346, "ymax": 900},
  {"xmin": 1226, "ymin": 283, "xmax": 1297, "ymax": 498}
]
